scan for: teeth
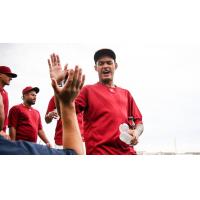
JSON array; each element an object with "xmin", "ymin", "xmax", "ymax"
[{"xmin": 102, "ymin": 71, "xmax": 110, "ymax": 74}]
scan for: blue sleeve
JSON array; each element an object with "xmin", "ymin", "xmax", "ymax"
[{"xmin": 0, "ymin": 136, "xmax": 77, "ymax": 155}]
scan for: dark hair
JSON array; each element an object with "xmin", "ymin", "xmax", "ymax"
[{"xmin": 94, "ymin": 49, "xmax": 116, "ymax": 63}]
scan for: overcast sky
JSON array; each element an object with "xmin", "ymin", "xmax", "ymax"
[
  {"xmin": 1, "ymin": 0, "xmax": 200, "ymax": 153},
  {"xmin": 0, "ymin": 42, "xmax": 199, "ymax": 153}
]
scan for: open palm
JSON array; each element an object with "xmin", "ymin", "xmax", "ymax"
[{"xmin": 48, "ymin": 53, "xmax": 68, "ymax": 83}]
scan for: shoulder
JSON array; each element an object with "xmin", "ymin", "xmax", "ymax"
[
  {"xmin": 80, "ymin": 83, "xmax": 98, "ymax": 93},
  {"xmin": 83, "ymin": 83, "xmax": 98, "ymax": 89},
  {"xmin": 116, "ymin": 85, "xmax": 131, "ymax": 94},
  {"xmin": 10, "ymin": 104, "xmax": 21, "ymax": 110},
  {"xmin": 32, "ymin": 107, "xmax": 40, "ymax": 114},
  {"xmin": 0, "ymin": 89, "xmax": 8, "ymax": 97},
  {"xmin": 49, "ymin": 96, "xmax": 55, "ymax": 104},
  {"xmin": 9, "ymin": 104, "xmax": 22, "ymax": 115}
]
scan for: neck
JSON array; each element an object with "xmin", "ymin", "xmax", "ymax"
[
  {"xmin": 23, "ymin": 102, "xmax": 32, "ymax": 108},
  {"xmin": 100, "ymin": 80, "xmax": 115, "ymax": 88},
  {"xmin": 0, "ymin": 82, "xmax": 5, "ymax": 90}
]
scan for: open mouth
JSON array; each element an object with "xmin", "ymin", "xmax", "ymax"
[{"xmin": 102, "ymin": 70, "xmax": 111, "ymax": 75}]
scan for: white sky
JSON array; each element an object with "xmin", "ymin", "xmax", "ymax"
[
  {"xmin": 1, "ymin": 42, "xmax": 200, "ymax": 153},
  {"xmin": 1, "ymin": 0, "xmax": 200, "ymax": 153}
]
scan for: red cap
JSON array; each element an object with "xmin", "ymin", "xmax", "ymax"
[
  {"xmin": 0, "ymin": 66, "xmax": 17, "ymax": 78},
  {"xmin": 22, "ymin": 86, "xmax": 39, "ymax": 95}
]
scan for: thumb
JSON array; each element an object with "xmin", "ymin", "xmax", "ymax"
[{"xmin": 51, "ymin": 78, "xmax": 59, "ymax": 94}]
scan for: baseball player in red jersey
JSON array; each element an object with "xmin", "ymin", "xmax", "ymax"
[
  {"xmin": 48, "ymin": 50, "xmax": 144, "ymax": 155},
  {"xmin": 8, "ymin": 86, "xmax": 52, "ymax": 147},
  {"xmin": 45, "ymin": 96, "xmax": 84, "ymax": 149},
  {"xmin": 0, "ymin": 65, "xmax": 85, "ymax": 155},
  {"xmin": 0, "ymin": 66, "xmax": 17, "ymax": 139}
]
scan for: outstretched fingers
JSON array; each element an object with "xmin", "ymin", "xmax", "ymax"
[
  {"xmin": 64, "ymin": 69, "xmax": 74, "ymax": 89},
  {"xmin": 75, "ymin": 67, "xmax": 85, "ymax": 90},
  {"xmin": 70, "ymin": 65, "xmax": 79, "ymax": 89},
  {"xmin": 79, "ymin": 74, "xmax": 85, "ymax": 90},
  {"xmin": 56, "ymin": 55, "xmax": 61, "ymax": 66}
]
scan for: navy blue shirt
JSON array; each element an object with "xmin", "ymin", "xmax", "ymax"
[{"xmin": 0, "ymin": 136, "xmax": 77, "ymax": 155}]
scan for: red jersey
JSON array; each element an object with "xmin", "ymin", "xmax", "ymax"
[
  {"xmin": 0, "ymin": 88, "xmax": 9, "ymax": 132},
  {"xmin": 8, "ymin": 104, "xmax": 43, "ymax": 142},
  {"xmin": 46, "ymin": 96, "xmax": 84, "ymax": 145},
  {"xmin": 75, "ymin": 82, "xmax": 143, "ymax": 155}
]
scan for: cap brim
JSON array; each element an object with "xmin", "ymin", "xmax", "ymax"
[
  {"xmin": 5, "ymin": 73, "xmax": 17, "ymax": 78},
  {"xmin": 31, "ymin": 87, "xmax": 40, "ymax": 94}
]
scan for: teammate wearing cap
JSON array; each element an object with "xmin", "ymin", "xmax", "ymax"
[
  {"xmin": 0, "ymin": 65, "xmax": 85, "ymax": 155},
  {"xmin": 8, "ymin": 86, "xmax": 52, "ymax": 147},
  {"xmin": 0, "ymin": 66, "xmax": 17, "ymax": 139},
  {"xmin": 49, "ymin": 50, "xmax": 144, "ymax": 155}
]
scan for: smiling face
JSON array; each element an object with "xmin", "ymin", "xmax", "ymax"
[{"xmin": 95, "ymin": 56, "xmax": 118, "ymax": 86}]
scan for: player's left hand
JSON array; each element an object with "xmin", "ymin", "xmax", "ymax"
[
  {"xmin": 46, "ymin": 143, "xmax": 53, "ymax": 148},
  {"xmin": 128, "ymin": 129, "xmax": 139, "ymax": 145}
]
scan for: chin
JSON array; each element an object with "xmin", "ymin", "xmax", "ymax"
[{"xmin": 101, "ymin": 78, "xmax": 112, "ymax": 84}]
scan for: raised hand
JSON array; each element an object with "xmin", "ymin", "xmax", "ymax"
[
  {"xmin": 48, "ymin": 53, "xmax": 68, "ymax": 84},
  {"xmin": 51, "ymin": 65, "xmax": 85, "ymax": 105}
]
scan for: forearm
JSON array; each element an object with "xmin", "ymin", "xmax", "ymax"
[
  {"xmin": 0, "ymin": 95, "xmax": 5, "ymax": 130},
  {"xmin": 54, "ymin": 95, "xmax": 61, "ymax": 116},
  {"xmin": 9, "ymin": 127, "xmax": 16, "ymax": 140},
  {"xmin": 38, "ymin": 130, "xmax": 50, "ymax": 144},
  {"xmin": 0, "ymin": 115, "xmax": 4, "ymax": 131},
  {"xmin": 60, "ymin": 102, "xmax": 84, "ymax": 155}
]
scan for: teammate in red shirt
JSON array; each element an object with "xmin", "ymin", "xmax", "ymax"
[
  {"xmin": 74, "ymin": 49, "xmax": 144, "ymax": 155},
  {"xmin": 45, "ymin": 96, "xmax": 84, "ymax": 148},
  {"xmin": 8, "ymin": 86, "xmax": 52, "ymax": 146},
  {"xmin": 0, "ymin": 66, "xmax": 17, "ymax": 139},
  {"xmin": 48, "ymin": 50, "xmax": 144, "ymax": 155},
  {"xmin": 0, "ymin": 65, "xmax": 85, "ymax": 155},
  {"xmin": 45, "ymin": 96, "xmax": 63, "ymax": 147}
]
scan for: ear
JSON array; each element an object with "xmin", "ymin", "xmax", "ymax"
[
  {"xmin": 115, "ymin": 62, "xmax": 118, "ymax": 70},
  {"xmin": 94, "ymin": 65, "xmax": 98, "ymax": 71}
]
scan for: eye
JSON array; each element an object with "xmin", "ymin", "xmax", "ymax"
[
  {"xmin": 107, "ymin": 61, "xmax": 113, "ymax": 65},
  {"xmin": 98, "ymin": 62, "xmax": 104, "ymax": 66}
]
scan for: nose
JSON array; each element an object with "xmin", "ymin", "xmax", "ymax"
[{"xmin": 102, "ymin": 63, "xmax": 109, "ymax": 68}]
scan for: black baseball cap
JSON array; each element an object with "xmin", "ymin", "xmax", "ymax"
[{"xmin": 94, "ymin": 49, "xmax": 116, "ymax": 63}]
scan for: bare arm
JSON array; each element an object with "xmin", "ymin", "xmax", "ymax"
[
  {"xmin": 50, "ymin": 61, "xmax": 85, "ymax": 155},
  {"xmin": 38, "ymin": 129, "xmax": 52, "ymax": 147},
  {"xmin": 0, "ymin": 94, "xmax": 5, "ymax": 131},
  {"xmin": 9, "ymin": 127, "xmax": 17, "ymax": 140},
  {"xmin": 0, "ymin": 94, "xmax": 10, "ymax": 139}
]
